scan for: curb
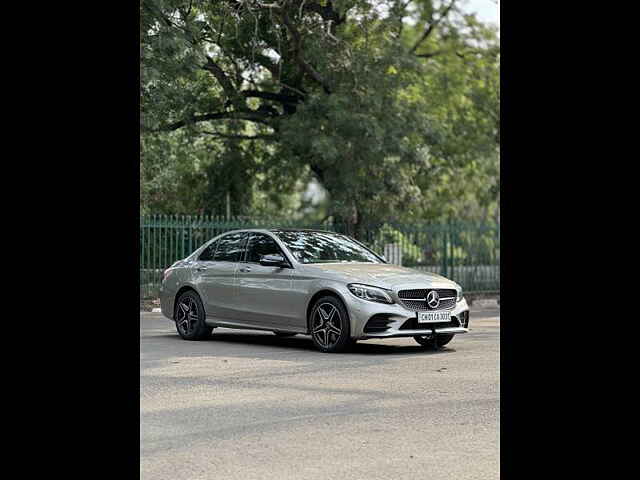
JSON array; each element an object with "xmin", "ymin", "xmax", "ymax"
[
  {"xmin": 142, "ymin": 297, "xmax": 500, "ymax": 312},
  {"xmin": 140, "ymin": 308, "xmax": 162, "ymax": 314},
  {"xmin": 143, "ymin": 305, "xmax": 498, "ymax": 313},
  {"xmin": 470, "ymin": 298, "xmax": 500, "ymax": 308}
]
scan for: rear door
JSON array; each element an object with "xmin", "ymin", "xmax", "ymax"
[
  {"xmin": 235, "ymin": 233, "xmax": 301, "ymax": 330},
  {"xmin": 193, "ymin": 232, "xmax": 247, "ymax": 320}
]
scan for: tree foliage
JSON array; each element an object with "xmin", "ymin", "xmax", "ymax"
[{"xmin": 141, "ymin": 0, "xmax": 500, "ymax": 229}]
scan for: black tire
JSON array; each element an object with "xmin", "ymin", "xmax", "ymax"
[
  {"xmin": 174, "ymin": 290, "xmax": 213, "ymax": 340},
  {"xmin": 309, "ymin": 295, "xmax": 354, "ymax": 353},
  {"xmin": 414, "ymin": 333, "xmax": 455, "ymax": 348},
  {"xmin": 273, "ymin": 332, "xmax": 297, "ymax": 337}
]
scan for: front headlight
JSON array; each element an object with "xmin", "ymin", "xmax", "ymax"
[
  {"xmin": 457, "ymin": 287, "xmax": 463, "ymax": 302},
  {"xmin": 347, "ymin": 284, "xmax": 394, "ymax": 304}
]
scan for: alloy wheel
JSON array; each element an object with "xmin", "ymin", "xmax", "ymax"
[
  {"xmin": 312, "ymin": 302, "xmax": 342, "ymax": 348},
  {"xmin": 176, "ymin": 296, "xmax": 199, "ymax": 336}
]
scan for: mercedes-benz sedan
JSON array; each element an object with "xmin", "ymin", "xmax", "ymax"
[{"xmin": 160, "ymin": 229, "xmax": 470, "ymax": 352}]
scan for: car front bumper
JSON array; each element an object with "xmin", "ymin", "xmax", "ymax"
[{"xmin": 346, "ymin": 295, "xmax": 470, "ymax": 340}]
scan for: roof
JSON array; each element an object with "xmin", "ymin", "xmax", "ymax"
[
  {"xmin": 208, "ymin": 228, "xmax": 341, "ymax": 236},
  {"xmin": 269, "ymin": 228, "xmax": 345, "ymax": 236}
]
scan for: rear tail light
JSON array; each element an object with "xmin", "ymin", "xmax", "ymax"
[{"xmin": 162, "ymin": 269, "xmax": 172, "ymax": 283}]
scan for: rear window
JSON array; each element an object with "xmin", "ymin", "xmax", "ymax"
[
  {"xmin": 198, "ymin": 240, "xmax": 218, "ymax": 261},
  {"xmin": 213, "ymin": 232, "xmax": 246, "ymax": 262}
]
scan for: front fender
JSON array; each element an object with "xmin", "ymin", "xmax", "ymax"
[{"xmin": 306, "ymin": 280, "xmax": 359, "ymax": 335}]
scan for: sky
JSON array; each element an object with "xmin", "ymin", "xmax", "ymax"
[{"xmin": 463, "ymin": 0, "xmax": 500, "ymax": 26}]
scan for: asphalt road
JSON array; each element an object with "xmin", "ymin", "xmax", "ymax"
[{"xmin": 141, "ymin": 307, "xmax": 500, "ymax": 480}]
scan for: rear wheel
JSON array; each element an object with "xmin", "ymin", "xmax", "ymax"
[
  {"xmin": 174, "ymin": 290, "xmax": 213, "ymax": 340},
  {"xmin": 414, "ymin": 333, "xmax": 455, "ymax": 348},
  {"xmin": 309, "ymin": 296, "xmax": 354, "ymax": 353}
]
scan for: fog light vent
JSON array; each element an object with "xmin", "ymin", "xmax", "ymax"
[{"xmin": 363, "ymin": 314, "xmax": 395, "ymax": 333}]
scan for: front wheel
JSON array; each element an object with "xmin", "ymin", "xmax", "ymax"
[
  {"xmin": 309, "ymin": 296, "xmax": 354, "ymax": 353},
  {"xmin": 414, "ymin": 333, "xmax": 455, "ymax": 348},
  {"xmin": 174, "ymin": 291, "xmax": 213, "ymax": 340}
]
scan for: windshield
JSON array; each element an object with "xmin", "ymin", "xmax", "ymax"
[{"xmin": 274, "ymin": 231, "xmax": 384, "ymax": 264}]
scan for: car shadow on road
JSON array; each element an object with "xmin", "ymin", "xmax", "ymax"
[{"xmin": 155, "ymin": 330, "xmax": 456, "ymax": 356}]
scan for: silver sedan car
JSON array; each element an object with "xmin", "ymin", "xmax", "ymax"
[{"xmin": 160, "ymin": 229, "xmax": 470, "ymax": 352}]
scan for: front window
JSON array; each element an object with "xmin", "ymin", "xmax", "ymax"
[
  {"xmin": 274, "ymin": 231, "xmax": 384, "ymax": 264},
  {"xmin": 245, "ymin": 233, "xmax": 286, "ymax": 263}
]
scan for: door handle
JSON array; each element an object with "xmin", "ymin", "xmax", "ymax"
[
  {"xmin": 195, "ymin": 266, "xmax": 207, "ymax": 272},
  {"xmin": 239, "ymin": 266, "xmax": 252, "ymax": 273}
]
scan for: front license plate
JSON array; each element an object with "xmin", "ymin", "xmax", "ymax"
[{"xmin": 417, "ymin": 311, "xmax": 451, "ymax": 323}]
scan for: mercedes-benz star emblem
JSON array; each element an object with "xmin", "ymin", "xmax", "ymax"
[{"xmin": 426, "ymin": 290, "xmax": 440, "ymax": 309}]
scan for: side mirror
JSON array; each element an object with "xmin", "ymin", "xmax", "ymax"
[{"xmin": 259, "ymin": 254, "xmax": 286, "ymax": 267}]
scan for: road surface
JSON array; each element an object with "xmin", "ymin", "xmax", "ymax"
[{"xmin": 141, "ymin": 307, "xmax": 499, "ymax": 479}]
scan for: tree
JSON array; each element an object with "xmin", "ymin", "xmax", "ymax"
[{"xmin": 141, "ymin": 0, "xmax": 500, "ymax": 231}]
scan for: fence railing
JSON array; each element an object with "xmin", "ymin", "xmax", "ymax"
[{"xmin": 140, "ymin": 215, "xmax": 499, "ymax": 299}]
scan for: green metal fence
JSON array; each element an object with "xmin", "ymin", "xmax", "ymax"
[{"xmin": 140, "ymin": 215, "xmax": 500, "ymax": 299}]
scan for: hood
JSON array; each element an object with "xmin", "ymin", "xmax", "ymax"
[{"xmin": 302, "ymin": 262, "xmax": 457, "ymax": 290}]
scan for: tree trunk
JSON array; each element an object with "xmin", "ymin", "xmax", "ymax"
[{"xmin": 352, "ymin": 204, "xmax": 367, "ymax": 241}]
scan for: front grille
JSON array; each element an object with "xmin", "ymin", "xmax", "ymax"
[
  {"xmin": 363, "ymin": 314, "xmax": 395, "ymax": 333},
  {"xmin": 399, "ymin": 316, "xmax": 461, "ymax": 330},
  {"xmin": 397, "ymin": 288, "xmax": 457, "ymax": 311}
]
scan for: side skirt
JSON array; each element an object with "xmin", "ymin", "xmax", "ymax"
[{"xmin": 205, "ymin": 317, "xmax": 308, "ymax": 334}]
